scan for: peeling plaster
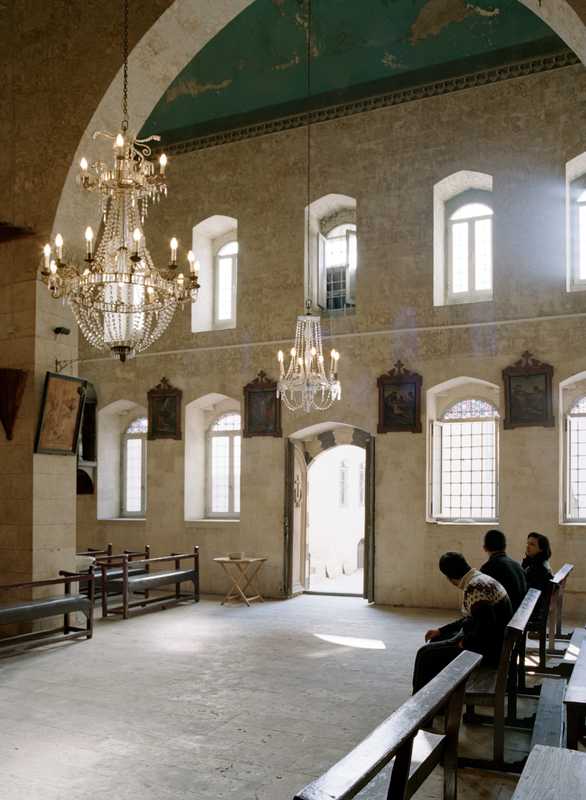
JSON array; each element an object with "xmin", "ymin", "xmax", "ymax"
[
  {"xmin": 274, "ymin": 51, "xmax": 301, "ymax": 71},
  {"xmin": 166, "ymin": 78, "xmax": 233, "ymax": 102},
  {"xmin": 410, "ymin": 0, "xmax": 499, "ymax": 45},
  {"xmin": 381, "ymin": 51, "xmax": 404, "ymax": 69}
]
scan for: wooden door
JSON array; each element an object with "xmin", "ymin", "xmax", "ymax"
[{"xmin": 284, "ymin": 439, "xmax": 307, "ymax": 596}]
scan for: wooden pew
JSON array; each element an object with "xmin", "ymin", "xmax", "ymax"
[
  {"xmin": 101, "ymin": 548, "xmax": 199, "ymax": 620},
  {"xmin": 293, "ymin": 650, "xmax": 482, "ymax": 800},
  {"xmin": 510, "ymin": 744, "xmax": 586, "ymax": 799},
  {"xmin": 460, "ymin": 588, "xmax": 541, "ymax": 772},
  {"xmin": 564, "ymin": 631, "xmax": 586, "ymax": 750}
]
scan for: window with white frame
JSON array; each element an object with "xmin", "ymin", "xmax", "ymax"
[
  {"xmin": 446, "ymin": 192, "xmax": 493, "ymax": 303},
  {"xmin": 214, "ymin": 240, "xmax": 238, "ymax": 328},
  {"xmin": 339, "ymin": 459, "xmax": 349, "ymax": 507},
  {"xmin": 565, "ymin": 396, "xmax": 586, "ymax": 521},
  {"xmin": 321, "ymin": 224, "xmax": 357, "ymax": 311},
  {"xmin": 568, "ymin": 176, "xmax": 586, "ymax": 289},
  {"xmin": 207, "ymin": 412, "xmax": 241, "ymax": 517},
  {"xmin": 121, "ymin": 416, "xmax": 147, "ymax": 517},
  {"xmin": 431, "ymin": 399, "xmax": 499, "ymax": 522}
]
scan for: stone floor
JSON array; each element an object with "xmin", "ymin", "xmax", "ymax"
[
  {"xmin": 0, "ymin": 595, "xmax": 527, "ymax": 799},
  {"xmin": 308, "ymin": 568, "xmax": 363, "ymax": 594}
]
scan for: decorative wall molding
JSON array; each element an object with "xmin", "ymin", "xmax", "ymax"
[{"xmin": 164, "ymin": 49, "xmax": 578, "ymax": 157}]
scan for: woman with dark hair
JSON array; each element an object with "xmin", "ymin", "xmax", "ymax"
[{"xmin": 522, "ymin": 532, "xmax": 553, "ymax": 626}]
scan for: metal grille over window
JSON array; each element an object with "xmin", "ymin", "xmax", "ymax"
[
  {"xmin": 208, "ymin": 412, "xmax": 241, "ymax": 516},
  {"xmin": 122, "ymin": 416, "xmax": 147, "ymax": 516},
  {"xmin": 324, "ymin": 224, "xmax": 356, "ymax": 310},
  {"xmin": 433, "ymin": 400, "xmax": 499, "ymax": 522},
  {"xmin": 566, "ymin": 396, "xmax": 586, "ymax": 520}
]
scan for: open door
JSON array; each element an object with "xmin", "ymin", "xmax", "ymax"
[
  {"xmin": 284, "ymin": 439, "xmax": 307, "ymax": 596},
  {"xmin": 363, "ymin": 435, "xmax": 375, "ymax": 602}
]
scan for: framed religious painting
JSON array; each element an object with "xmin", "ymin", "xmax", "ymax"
[
  {"xmin": 503, "ymin": 351, "xmax": 554, "ymax": 429},
  {"xmin": 35, "ymin": 372, "xmax": 87, "ymax": 455},
  {"xmin": 243, "ymin": 371, "xmax": 282, "ymax": 438},
  {"xmin": 377, "ymin": 360, "xmax": 422, "ymax": 434},
  {"xmin": 147, "ymin": 377, "xmax": 182, "ymax": 440}
]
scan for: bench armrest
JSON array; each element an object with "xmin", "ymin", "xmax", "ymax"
[{"xmin": 1, "ymin": 572, "xmax": 95, "ymax": 591}]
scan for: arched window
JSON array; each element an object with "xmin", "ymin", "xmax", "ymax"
[
  {"xmin": 431, "ymin": 399, "xmax": 499, "ymax": 522},
  {"xmin": 121, "ymin": 416, "xmax": 147, "ymax": 517},
  {"xmin": 565, "ymin": 395, "xmax": 586, "ymax": 521},
  {"xmin": 207, "ymin": 412, "xmax": 241, "ymax": 517},
  {"xmin": 446, "ymin": 194, "xmax": 493, "ymax": 303},
  {"xmin": 214, "ymin": 240, "xmax": 238, "ymax": 328},
  {"xmin": 433, "ymin": 171, "xmax": 493, "ymax": 306},
  {"xmin": 323, "ymin": 223, "xmax": 357, "ymax": 311}
]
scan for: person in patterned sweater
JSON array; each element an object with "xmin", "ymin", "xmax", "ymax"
[{"xmin": 412, "ymin": 552, "xmax": 512, "ymax": 692}]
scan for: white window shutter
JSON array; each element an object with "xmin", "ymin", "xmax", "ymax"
[
  {"xmin": 347, "ymin": 229, "xmax": 357, "ymax": 306},
  {"xmin": 317, "ymin": 232, "xmax": 327, "ymax": 310},
  {"xmin": 431, "ymin": 421, "xmax": 443, "ymax": 519}
]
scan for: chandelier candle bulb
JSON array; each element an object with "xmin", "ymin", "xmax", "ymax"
[
  {"xmin": 159, "ymin": 153, "xmax": 167, "ymax": 175},
  {"xmin": 84, "ymin": 226, "xmax": 94, "ymax": 258},
  {"xmin": 170, "ymin": 237, "xmax": 178, "ymax": 264},
  {"xmin": 187, "ymin": 250, "xmax": 195, "ymax": 272},
  {"xmin": 54, "ymin": 234, "xmax": 63, "ymax": 261},
  {"xmin": 132, "ymin": 227, "xmax": 141, "ymax": 256},
  {"xmin": 43, "ymin": 244, "xmax": 51, "ymax": 272}
]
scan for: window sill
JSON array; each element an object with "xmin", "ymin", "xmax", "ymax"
[
  {"xmin": 559, "ymin": 520, "xmax": 586, "ymax": 526},
  {"xmin": 98, "ymin": 517, "xmax": 146, "ymax": 522},
  {"xmin": 427, "ymin": 518, "xmax": 499, "ymax": 526},
  {"xmin": 185, "ymin": 518, "xmax": 240, "ymax": 527}
]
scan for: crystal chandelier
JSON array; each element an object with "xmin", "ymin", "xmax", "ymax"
[
  {"xmin": 277, "ymin": 304, "xmax": 340, "ymax": 413},
  {"xmin": 276, "ymin": 0, "xmax": 342, "ymax": 413},
  {"xmin": 40, "ymin": 0, "xmax": 199, "ymax": 362}
]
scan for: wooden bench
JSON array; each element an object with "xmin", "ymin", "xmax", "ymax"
[
  {"xmin": 101, "ymin": 547, "xmax": 199, "ymax": 620},
  {"xmin": 525, "ymin": 563, "xmax": 574, "ymax": 672},
  {"xmin": 460, "ymin": 588, "xmax": 541, "ymax": 772},
  {"xmin": 564, "ymin": 630, "xmax": 586, "ymax": 750},
  {"xmin": 0, "ymin": 572, "xmax": 95, "ymax": 653},
  {"xmin": 560, "ymin": 626, "xmax": 585, "ymax": 678},
  {"xmin": 293, "ymin": 650, "xmax": 482, "ymax": 800},
  {"xmin": 510, "ymin": 744, "xmax": 586, "ymax": 799}
]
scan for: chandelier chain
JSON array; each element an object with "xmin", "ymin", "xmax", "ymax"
[{"xmin": 121, "ymin": 0, "xmax": 129, "ymax": 131}]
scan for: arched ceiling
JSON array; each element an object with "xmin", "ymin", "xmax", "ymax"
[{"xmin": 140, "ymin": 0, "xmax": 565, "ymax": 147}]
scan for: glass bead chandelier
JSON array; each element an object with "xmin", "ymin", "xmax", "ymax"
[
  {"xmin": 40, "ymin": 0, "xmax": 199, "ymax": 363},
  {"xmin": 276, "ymin": 0, "xmax": 342, "ymax": 413}
]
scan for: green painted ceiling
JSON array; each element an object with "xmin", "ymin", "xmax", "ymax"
[{"xmin": 140, "ymin": 0, "xmax": 564, "ymax": 146}]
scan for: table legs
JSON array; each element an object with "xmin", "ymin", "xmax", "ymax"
[{"xmin": 219, "ymin": 560, "xmax": 266, "ymax": 606}]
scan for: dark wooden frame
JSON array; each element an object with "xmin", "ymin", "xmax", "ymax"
[
  {"xmin": 377, "ymin": 360, "xmax": 422, "ymax": 434},
  {"xmin": 503, "ymin": 352, "xmax": 554, "ymax": 429},
  {"xmin": 100, "ymin": 547, "xmax": 199, "ymax": 620},
  {"xmin": 34, "ymin": 371, "xmax": 87, "ymax": 455},
  {"xmin": 0, "ymin": 572, "xmax": 95, "ymax": 653},
  {"xmin": 243, "ymin": 371, "xmax": 282, "ymax": 438},
  {"xmin": 147, "ymin": 377, "xmax": 182, "ymax": 440}
]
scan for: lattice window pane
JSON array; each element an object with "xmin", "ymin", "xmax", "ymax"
[
  {"xmin": 233, "ymin": 435, "xmax": 241, "ymax": 514},
  {"xmin": 212, "ymin": 413, "xmax": 241, "ymax": 432},
  {"xmin": 568, "ymin": 413, "xmax": 586, "ymax": 519},
  {"xmin": 211, "ymin": 436, "xmax": 230, "ymax": 513},
  {"xmin": 451, "ymin": 222, "xmax": 469, "ymax": 294},
  {"xmin": 126, "ymin": 416, "xmax": 148, "ymax": 434},
  {"xmin": 443, "ymin": 399, "xmax": 498, "ymax": 420},
  {"xmin": 325, "ymin": 235, "xmax": 347, "ymax": 269},
  {"xmin": 327, "ymin": 266, "xmax": 346, "ymax": 310},
  {"xmin": 438, "ymin": 417, "xmax": 497, "ymax": 521},
  {"xmin": 125, "ymin": 438, "xmax": 143, "ymax": 513}
]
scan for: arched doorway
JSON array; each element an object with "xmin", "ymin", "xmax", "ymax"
[
  {"xmin": 284, "ymin": 422, "xmax": 375, "ymax": 601},
  {"xmin": 306, "ymin": 444, "xmax": 366, "ymax": 595}
]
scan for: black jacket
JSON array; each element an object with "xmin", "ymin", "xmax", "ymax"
[
  {"xmin": 522, "ymin": 556, "xmax": 554, "ymax": 625},
  {"xmin": 480, "ymin": 552, "xmax": 528, "ymax": 614}
]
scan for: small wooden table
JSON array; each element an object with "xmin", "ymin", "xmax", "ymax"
[
  {"xmin": 510, "ymin": 744, "xmax": 586, "ymax": 799},
  {"xmin": 214, "ymin": 556, "xmax": 267, "ymax": 606}
]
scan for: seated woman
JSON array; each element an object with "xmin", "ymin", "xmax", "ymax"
[{"xmin": 522, "ymin": 531, "xmax": 553, "ymax": 629}]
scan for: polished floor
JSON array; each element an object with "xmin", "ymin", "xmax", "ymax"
[{"xmin": 0, "ymin": 595, "xmax": 525, "ymax": 799}]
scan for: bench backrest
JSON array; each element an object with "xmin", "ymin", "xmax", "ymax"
[
  {"xmin": 564, "ymin": 630, "xmax": 586, "ymax": 707},
  {"xmin": 293, "ymin": 650, "xmax": 482, "ymax": 800},
  {"xmin": 494, "ymin": 589, "xmax": 541, "ymax": 694},
  {"xmin": 551, "ymin": 563, "xmax": 573, "ymax": 587},
  {"xmin": 547, "ymin": 563, "xmax": 574, "ymax": 645}
]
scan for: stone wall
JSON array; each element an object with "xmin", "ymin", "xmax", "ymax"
[{"xmin": 74, "ymin": 63, "xmax": 586, "ymax": 614}]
